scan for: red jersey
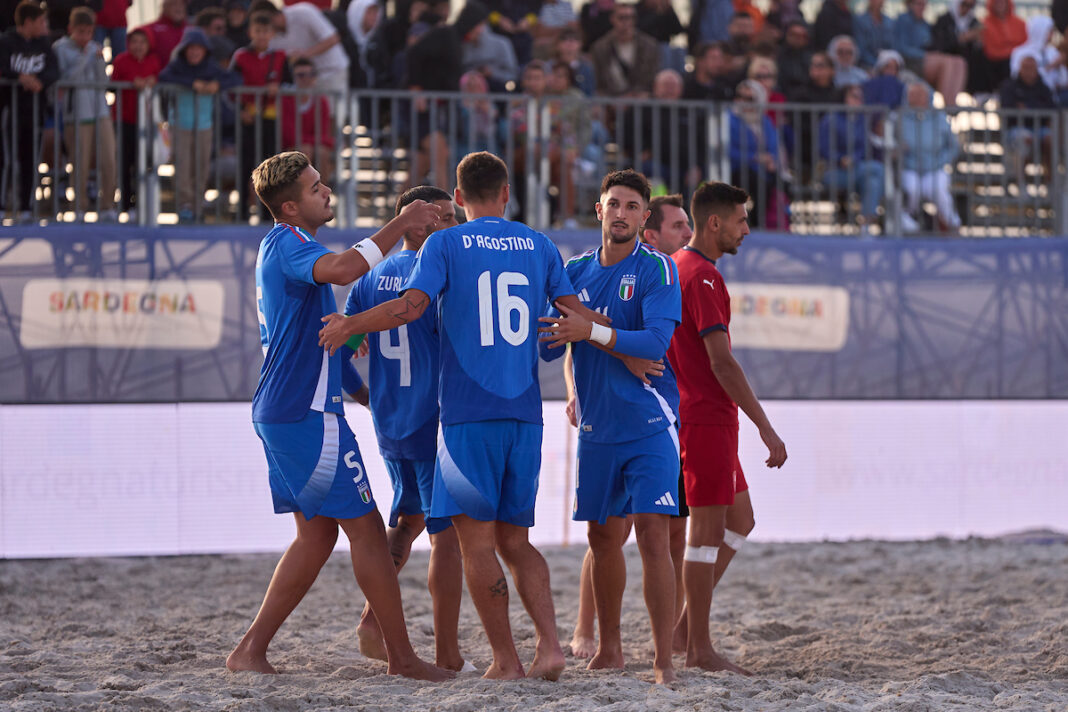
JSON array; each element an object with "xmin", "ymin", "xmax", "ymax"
[
  {"xmin": 667, "ymin": 246, "xmax": 738, "ymax": 426},
  {"xmin": 110, "ymin": 44, "xmax": 162, "ymax": 124},
  {"xmin": 230, "ymin": 47, "xmax": 291, "ymax": 118}
]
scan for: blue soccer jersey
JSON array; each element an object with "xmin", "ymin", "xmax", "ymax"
[
  {"xmin": 544, "ymin": 241, "xmax": 681, "ymax": 444},
  {"xmin": 403, "ymin": 216, "xmax": 575, "ymax": 425},
  {"xmin": 345, "ymin": 249, "xmax": 439, "ymax": 460},
  {"xmin": 253, "ymin": 223, "xmax": 344, "ymax": 423}
]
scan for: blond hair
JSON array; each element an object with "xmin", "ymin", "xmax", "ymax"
[
  {"xmin": 747, "ymin": 56, "xmax": 777, "ymax": 81},
  {"xmin": 252, "ymin": 151, "xmax": 310, "ymax": 220}
]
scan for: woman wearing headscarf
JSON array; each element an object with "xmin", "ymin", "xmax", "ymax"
[
  {"xmin": 346, "ymin": 0, "xmax": 390, "ymax": 87},
  {"xmin": 999, "ymin": 50, "xmax": 1056, "ymax": 181},
  {"xmin": 729, "ymin": 79, "xmax": 788, "ymax": 228},
  {"xmin": 828, "ymin": 34, "xmax": 869, "ymax": 87},
  {"xmin": 1010, "ymin": 16, "xmax": 1068, "ymax": 101},
  {"xmin": 981, "ymin": 0, "xmax": 1027, "ymax": 89},
  {"xmin": 931, "ymin": 0, "xmax": 988, "ymax": 93},
  {"xmin": 863, "ymin": 49, "xmax": 906, "ymax": 107}
]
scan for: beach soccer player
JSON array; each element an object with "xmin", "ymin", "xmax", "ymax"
[
  {"xmin": 341, "ymin": 185, "xmax": 471, "ymax": 672},
  {"xmin": 319, "ymin": 151, "xmax": 604, "ymax": 681},
  {"xmin": 568, "ymin": 194, "xmax": 693, "ymax": 659},
  {"xmin": 668, "ymin": 181, "xmax": 787, "ymax": 674},
  {"xmin": 538, "ymin": 170, "xmax": 682, "ymax": 684},
  {"xmin": 226, "ymin": 151, "xmax": 451, "ymax": 681}
]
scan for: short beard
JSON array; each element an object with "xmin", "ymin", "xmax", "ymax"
[{"xmin": 606, "ymin": 225, "xmax": 638, "ymax": 244}]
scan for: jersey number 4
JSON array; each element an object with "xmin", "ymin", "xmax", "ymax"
[
  {"xmin": 477, "ymin": 270, "xmax": 529, "ymax": 347},
  {"xmin": 380, "ymin": 325, "xmax": 411, "ymax": 387}
]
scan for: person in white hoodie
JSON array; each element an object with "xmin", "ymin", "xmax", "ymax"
[
  {"xmin": 53, "ymin": 7, "xmax": 117, "ymax": 221},
  {"xmin": 1010, "ymin": 16, "xmax": 1068, "ymax": 103}
]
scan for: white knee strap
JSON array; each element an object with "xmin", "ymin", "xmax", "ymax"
[
  {"xmin": 722, "ymin": 530, "xmax": 748, "ymax": 552},
  {"xmin": 684, "ymin": 545, "xmax": 718, "ymax": 564}
]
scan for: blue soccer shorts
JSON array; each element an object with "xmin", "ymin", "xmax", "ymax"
[
  {"xmin": 430, "ymin": 420, "xmax": 543, "ymax": 527},
  {"xmin": 574, "ymin": 426, "xmax": 680, "ymax": 524},
  {"xmin": 383, "ymin": 457, "xmax": 452, "ymax": 535},
  {"xmin": 254, "ymin": 410, "xmax": 377, "ymax": 521}
]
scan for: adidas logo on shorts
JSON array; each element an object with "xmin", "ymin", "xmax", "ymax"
[{"xmin": 654, "ymin": 491, "xmax": 676, "ymax": 507}]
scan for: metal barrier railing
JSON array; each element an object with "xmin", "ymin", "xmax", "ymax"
[{"xmin": 2, "ymin": 80, "xmax": 1064, "ymax": 237}]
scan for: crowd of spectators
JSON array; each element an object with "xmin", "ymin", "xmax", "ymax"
[{"xmin": 1, "ymin": 0, "xmax": 1066, "ymax": 231}]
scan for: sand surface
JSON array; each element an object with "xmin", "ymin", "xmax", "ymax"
[{"xmin": 1, "ymin": 537, "xmax": 1066, "ymax": 711}]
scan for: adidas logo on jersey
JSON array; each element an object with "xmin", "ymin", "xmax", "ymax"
[
  {"xmin": 654, "ymin": 491, "xmax": 676, "ymax": 507},
  {"xmin": 578, "ymin": 288, "xmax": 591, "ymax": 302}
]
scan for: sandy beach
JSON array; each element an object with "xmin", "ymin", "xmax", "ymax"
[{"xmin": 1, "ymin": 536, "xmax": 1066, "ymax": 711}]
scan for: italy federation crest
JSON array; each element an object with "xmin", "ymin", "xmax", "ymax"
[{"xmin": 618, "ymin": 275, "xmax": 637, "ymax": 301}]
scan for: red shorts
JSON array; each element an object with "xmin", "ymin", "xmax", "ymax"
[{"xmin": 680, "ymin": 422, "xmax": 747, "ymax": 507}]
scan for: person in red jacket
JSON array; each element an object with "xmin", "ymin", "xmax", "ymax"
[
  {"xmin": 146, "ymin": 0, "xmax": 188, "ymax": 68},
  {"xmin": 95, "ymin": 0, "xmax": 130, "ymax": 58},
  {"xmin": 982, "ymin": 0, "xmax": 1027, "ymax": 88},
  {"xmin": 280, "ymin": 57, "xmax": 335, "ymax": 184},
  {"xmin": 110, "ymin": 25, "xmax": 161, "ymax": 213}
]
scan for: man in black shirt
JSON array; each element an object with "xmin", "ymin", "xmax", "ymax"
[{"xmin": 683, "ymin": 41, "xmax": 733, "ymax": 101}]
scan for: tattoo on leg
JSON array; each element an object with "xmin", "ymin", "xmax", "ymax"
[{"xmin": 489, "ymin": 577, "xmax": 508, "ymax": 598}]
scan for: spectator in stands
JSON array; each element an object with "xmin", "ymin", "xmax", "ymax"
[
  {"xmin": 110, "ymin": 26, "xmax": 160, "ymax": 215},
  {"xmin": 231, "ymin": 11, "xmax": 291, "ymax": 220},
  {"xmin": 729, "ymin": 79, "xmax": 785, "ymax": 229},
  {"xmin": 819, "ymin": 83, "xmax": 884, "ymax": 233},
  {"xmin": 777, "ymin": 20, "xmax": 812, "ymax": 94},
  {"xmin": 456, "ymin": 69, "xmax": 502, "ymax": 156},
  {"xmin": 55, "ymin": 7, "xmax": 118, "ymax": 220},
  {"xmin": 637, "ymin": 0, "xmax": 685, "ymax": 74},
  {"xmin": 533, "ymin": 0, "xmax": 578, "ymax": 59},
  {"xmin": 404, "ymin": 1, "xmax": 483, "ymax": 189},
  {"xmin": 897, "ymin": 80, "xmax": 961, "ymax": 233},
  {"xmin": 931, "ymin": 0, "xmax": 987, "ymax": 95},
  {"xmin": 863, "ymin": 48, "xmax": 906, "ymax": 107},
  {"xmin": 688, "ymin": 0, "xmax": 732, "ymax": 48},
  {"xmin": 146, "ymin": 0, "xmax": 189, "ymax": 68},
  {"xmin": 981, "ymin": 0, "xmax": 1027, "ymax": 90},
  {"xmin": 813, "ymin": 0, "xmax": 852, "ymax": 51},
  {"xmin": 892, "ymin": 0, "xmax": 967, "ymax": 106},
  {"xmin": 828, "ymin": 34, "xmax": 868, "ymax": 87},
  {"xmin": 95, "ymin": 0, "xmax": 129, "ymax": 58},
  {"xmin": 226, "ymin": 0, "xmax": 250, "ymax": 51},
  {"xmin": 381, "ymin": 0, "xmax": 424, "ymax": 60},
  {"xmin": 339, "ymin": 0, "xmax": 391, "ymax": 89},
  {"xmin": 1056, "ymin": 0, "xmax": 1068, "ymax": 35},
  {"xmin": 684, "ymin": 40, "xmax": 734, "ymax": 101},
  {"xmin": 0, "ymin": 0, "xmax": 57, "ymax": 221},
  {"xmin": 159, "ymin": 27, "xmax": 241, "ymax": 222},
  {"xmin": 786, "ymin": 50, "xmax": 838, "ymax": 103},
  {"xmin": 554, "ymin": 28, "xmax": 595, "ymax": 95},
  {"xmin": 280, "ymin": 57, "xmax": 335, "ymax": 183},
  {"xmin": 284, "ymin": 0, "xmax": 329, "ymax": 10},
  {"xmin": 765, "ymin": 0, "xmax": 804, "ymax": 38},
  {"xmin": 590, "ymin": 2, "xmax": 659, "ymax": 97},
  {"xmin": 1000, "ymin": 51, "xmax": 1056, "ymax": 182},
  {"xmin": 485, "ymin": 0, "xmax": 538, "ymax": 66},
  {"xmin": 461, "ymin": 13, "xmax": 519, "ymax": 92},
  {"xmin": 735, "ymin": 0, "xmax": 764, "ymax": 32},
  {"xmin": 196, "ymin": 7, "xmax": 238, "ymax": 64},
  {"xmin": 853, "ymin": 0, "xmax": 894, "ymax": 70},
  {"xmin": 580, "ymin": 0, "xmax": 615, "ymax": 52},
  {"xmin": 263, "ymin": 0, "xmax": 349, "ymax": 119},
  {"xmin": 1011, "ymin": 16, "xmax": 1068, "ymax": 102},
  {"xmin": 625, "ymin": 68, "xmax": 701, "ymax": 195},
  {"xmin": 747, "ymin": 55, "xmax": 785, "ymax": 121},
  {"xmin": 723, "ymin": 11, "xmax": 756, "ymax": 81}
]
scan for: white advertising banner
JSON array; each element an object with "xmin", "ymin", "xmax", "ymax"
[
  {"xmin": 730, "ymin": 283, "xmax": 850, "ymax": 352},
  {"xmin": 19, "ymin": 278, "xmax": 225, "ymax": 349}
]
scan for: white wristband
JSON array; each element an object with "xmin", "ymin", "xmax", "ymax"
[
  {"xmin": 353, "ymin": 238, "xmax": 384, "ymax": 270},
  {"xmin": 589, "ymin": 322, "xmax": 612, "ymax": 346}
]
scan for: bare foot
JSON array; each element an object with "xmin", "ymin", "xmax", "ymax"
[
  {"xmin": 356, "ymin": 622, "xmax": 388, "ymax": 662},
  {"xmin": 569, "ymin": 635, "xmax": 597, "ymax": 659},
  {"xmin": 226, "ymin": 646, "xmax": 278, "ymax": 675},
  {"xmin": 587, "ymin": 647, "xmax": 625, "ymax": 671},
  {"xmin": 654, "ymin": 665, "xmax": 678, "ymax": 684},
  {"xmin": 483, "ymin": 661, "xmax": 525, "ymax": 680},
  {"xmin": 527, "ymin": 646, "xmax": 566, "ymax": 681},
  {"xmin": 387, "ymin": 657, "xmax": 455, "ymax": 682},
  {"xmin": 436, "ymin": 653, "xmax": 467, "ymax": 672},
  {"xmin": 686, "ymin": 648, "xmax": 752, "ymax": 676}
]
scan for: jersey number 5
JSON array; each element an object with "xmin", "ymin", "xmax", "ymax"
[
  {"xmin": 477, "ymin": 270, "xmax": 529, "ymax": 347},
  {"xmin": 379, "ymin": 325, "xmax": 411, "ymax": 387}
]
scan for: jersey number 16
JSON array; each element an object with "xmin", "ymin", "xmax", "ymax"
[{"xmin": 477, "ymin": 270, "xmax": 529, "ymax": 347}]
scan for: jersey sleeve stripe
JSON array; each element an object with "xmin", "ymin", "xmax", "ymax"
[
  {"xmin": 284, "ymin": 224, "xmax": 308, "ymax": 243},
  {"xmin": 699, "ymin": 324, "xmax": 728, "ymax": 336},
  {"xmin": 566, "ymin": 249, "xmax": 597, "ymax": 267},
  {"xmin": 639, "ymin": 245, "xmax": 674, "ymax": 285}
]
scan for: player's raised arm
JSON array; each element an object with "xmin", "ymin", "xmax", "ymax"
[{"xmin": 312, "ymin": 200, "xmax": 443, "ymax": 286}]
